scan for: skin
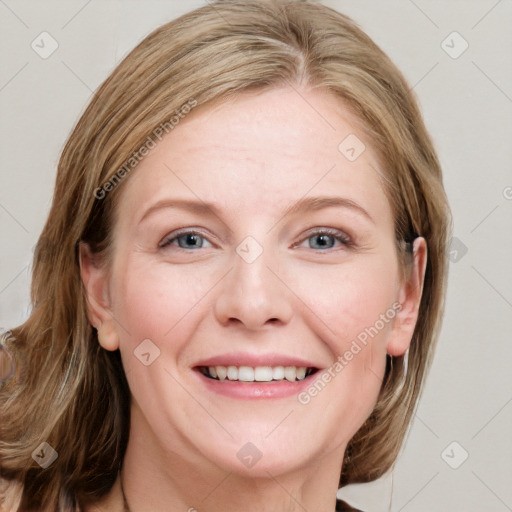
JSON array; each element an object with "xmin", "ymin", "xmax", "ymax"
[{"xmin": 81, "ymin": 87, "xmax": 426, "ymax": 512}]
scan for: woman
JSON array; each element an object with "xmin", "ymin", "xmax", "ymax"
[{"xmin": 0, "ymin": 1, "xmax": 451, "ymax": 510}]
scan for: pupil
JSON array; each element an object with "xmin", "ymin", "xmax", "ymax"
[
  {"xmin": 179, "ymin": 234, "xmax": 201, "ymax": 248},
  {"xmin": 310, "ymin": 234, "xmax": 335, "ymax": 249}
]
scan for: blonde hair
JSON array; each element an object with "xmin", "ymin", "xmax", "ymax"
[{"xmin": 0, "ymin": 1, "xmax": 451, "ymax": 509}]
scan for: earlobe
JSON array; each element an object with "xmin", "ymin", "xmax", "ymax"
[
  {"xmin": 96, "ymin": 321, "xmax": 120, "ymax": 351},
  {"xmin": 387, "ymin": 237, "xmax": 428, "ymax": 357},
  {"xmin": 79, "ymin": 242, "xmax": 120, "ymax": 351}
]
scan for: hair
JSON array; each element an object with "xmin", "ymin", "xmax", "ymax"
[{"xmin": 0, "ymin": 1, "xmax": 451, "ymax": 510}]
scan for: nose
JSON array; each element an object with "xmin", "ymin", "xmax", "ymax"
[{"xmin": 213, "ymin": 244, "xmax": 294, "ymax": 331}]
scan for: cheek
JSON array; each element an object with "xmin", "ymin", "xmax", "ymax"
[
  {"xmin": 293, "ymin": 254, "xmax": 399, "ymax": 426},
  {"xmin": 293, "ymin": 253, "xmax": 399, "ymax": 349},
  {"xmin": 111, "ymin": 257, "xmax": 218, "ymax": 349}
]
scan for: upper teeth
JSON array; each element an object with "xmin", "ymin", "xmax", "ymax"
[{"xmin": 205, "ymin": 366, "xmax": 309, "ymax": 382}]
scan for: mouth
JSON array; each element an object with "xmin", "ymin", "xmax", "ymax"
[{"xmin": 195, "ymin": 365, "xmax": 319, "ymax": 382}]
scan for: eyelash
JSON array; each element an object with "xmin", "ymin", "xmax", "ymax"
[
  {"xmin": 295, "ymin": 228, "xmax": 352, "ymax": 250},
  {"xmin": 159, "ymin": 229, "xmax": 213, "ymax": 250},
  {"xmin": 159, "ymin": 227, "xmax": 353, "ymax": 251}
]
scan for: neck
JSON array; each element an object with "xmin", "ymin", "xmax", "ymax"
[{"xmin": 120, "ymin": 404, "xmax": 344, "ymax": 512}]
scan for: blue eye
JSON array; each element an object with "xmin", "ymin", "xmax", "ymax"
[
  {"xmin": 303, "ymin": 229, "xmax": 351, "ymax": 250},
  {"xmin": 160, "ymin": 231, "xmax": 212, "ymax": 250},
  {"xmin": 159, "ymin": 228, "xmax": 351, "ymax": 252}
]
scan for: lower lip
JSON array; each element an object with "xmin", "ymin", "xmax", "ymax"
[{"xmin": 194, "ymin": 370, "xmax": 317, "ymax": 399}]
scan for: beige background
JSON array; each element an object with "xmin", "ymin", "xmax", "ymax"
[{"xmin": 1, "ymin": 1, "xmax": 511, "ymax": 510}]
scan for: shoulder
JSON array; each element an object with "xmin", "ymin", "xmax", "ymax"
[{"xmin": 336, "ymin": 499, "xmax": 365, "ymax": 512}]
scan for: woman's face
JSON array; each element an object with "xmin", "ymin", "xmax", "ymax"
[{"xmin": 83, "ymin": 87, "xmax": 424, "ymax": 479}]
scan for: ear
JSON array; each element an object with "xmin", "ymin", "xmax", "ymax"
[
  {"xmin": 79, "ymin": 242, "xmax": 119, "ymax": 351},
  {"xmin": 386, "ymin": 237, "xmax": 428, "ymax": 357}
]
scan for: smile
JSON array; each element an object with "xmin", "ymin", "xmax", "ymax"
[{"xmin": 197, "ymin": 365, "xmax": 318, "ymax": 382}]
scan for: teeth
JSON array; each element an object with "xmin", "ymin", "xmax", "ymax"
[
  {"xmin": 272, "ymin": 366, "xmax": 284, "ymax": 380},
  {"xmin": 254, "ymin": 366, "xmax": 273, "ymax": 381},
  {"xmin": 227, "ymin": 366, "xmax": 238, "ymax": 380},
  {"xmin": 296, "ymin": 367, "xmax": 306, "ymax": 380},
  {"xmin": 203, "ymin": 365, "xmax": 312, "ymax": 382},
  {"xmin": 238, "ymin": 366, "xmax": 254, "ymax": 381},
  {"xmin": 284, "ymin": 366, "xmax": 296, "ymax": 382},
  {"xmin": 216, "ymin": 366, "xmax": 227, "ymax": 381}
]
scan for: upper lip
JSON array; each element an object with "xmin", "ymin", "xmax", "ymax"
[{"xmin": 193, "ymin": 352, "xmax": 321, "ymax": 369}]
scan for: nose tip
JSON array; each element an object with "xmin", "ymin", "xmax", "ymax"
[{"xmin": 213, "ymin": 248, "xmax": 293, "ymax": 330}]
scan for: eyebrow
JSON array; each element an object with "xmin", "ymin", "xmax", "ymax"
[
  {"xmin": 138, "ymin": 195, "xmax": 374, "ymax": 225},
  {"xmin": 139, "ymin": 199, "xmax": 222, "ymax": 224},
  {"xmin": 281, "ymin": 196, "xmax": 374, "ymax": 223}
]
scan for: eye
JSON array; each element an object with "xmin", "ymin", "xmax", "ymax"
[
  {"xmin": 296, "ymin": 228, "xmax": 352, "ymax": 250},
  {"xmin": 159, "ymin": 230, "xmax": 213, "ymax": 250}
]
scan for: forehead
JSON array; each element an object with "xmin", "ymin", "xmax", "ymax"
[{"xmin": 116, "ymin": 87, "xmax": 393, "ymax": 228}]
